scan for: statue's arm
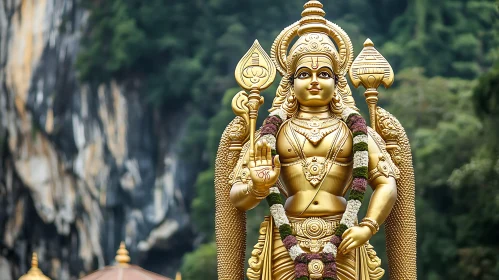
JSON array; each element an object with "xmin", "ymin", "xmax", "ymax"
[
  {"xmin": 230, "ymin": 181, "xmax": 264, "ymax": 211},
  {"xmin": 339, "ymin": 128, "xmax": 399, "ymax": 254},
  {"xmin": 228, "ymin": 138, "xmax": 264, "ymax": 211},
  {"xmin": 363, "ymin": 134, "xmax": 398, "ymax": 227},
  {"xmin": 229, "ymin": 139, "xmax": 281, "ymax": 211}
]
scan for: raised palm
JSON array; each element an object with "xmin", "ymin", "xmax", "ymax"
[{"xmin": 248, "ymin": 139, "xmax": 281, "ymax": 192}]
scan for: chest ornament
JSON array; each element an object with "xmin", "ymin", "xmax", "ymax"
[
  {"xmin": 290, "ymin": 116, "xmax": 340, "ymax": 145},
  {"xmin": 303, "ymin": 156, "xmax": 327, "ymax": 187}
]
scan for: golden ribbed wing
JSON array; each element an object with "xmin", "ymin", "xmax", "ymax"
[
  {"xmin": 214, "ymin": 117, "xmax": 247, "ymax": 280},
  {"xmin": 375, "ymin": 106, "xmax": 417, "ymax": 279}
]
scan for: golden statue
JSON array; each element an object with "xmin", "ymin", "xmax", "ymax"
[{"xmin": 215, "ymin": 1, "xmax": 416, "ymax": 279}]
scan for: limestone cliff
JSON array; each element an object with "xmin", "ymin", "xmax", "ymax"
[{"xmin": 0, "ymin": 1, "xmax": 193, "ymax": 279}]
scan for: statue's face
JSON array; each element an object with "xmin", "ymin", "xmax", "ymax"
[{"xmin": 293, "ymin": 55, "xmax": 335, "ymax": 107}]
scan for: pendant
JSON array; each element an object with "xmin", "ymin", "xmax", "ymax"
[
  {"xmin": 308, "ymin": 259, "xmax": 325, "ymax": 279},
  {"xmin": 302, "ymin": 156, "xmax": 327, "ymax": 187}
]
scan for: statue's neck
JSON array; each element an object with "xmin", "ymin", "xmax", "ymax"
[{"xmin": 296, "ymin": 105, "xmax": 332, "ymax": 119}]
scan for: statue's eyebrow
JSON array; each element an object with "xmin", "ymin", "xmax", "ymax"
[
  {"xmin": 295, "ymin": 65, "xmax": 333, "ymax": 74},
  {"xmin": 317, "ymin": 66, "xmax": 333, "ymax": 72},
  {"xmin": 295, "ymin": 66, "xmax": 312, "ymax": 73}
]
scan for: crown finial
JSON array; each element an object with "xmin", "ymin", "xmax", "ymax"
[
  {"xmin": 298, "ymin": 1, "xmax": 328, "ymax": 35},
  {"xmin": 364, "ymin": 38, "xmax": 374, "ymax": 47},
  {"xmin": 115, "ymin": 242, "xmax": 131, "ymax": 265}
]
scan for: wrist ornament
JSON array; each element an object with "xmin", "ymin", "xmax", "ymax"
[
  {"xmin": 359, "ymin": 217, "xmax": 380, "ymax": 235},
  {"xmin": 246, "ymin": 180, "xmax": 269, "ymax": 200}
]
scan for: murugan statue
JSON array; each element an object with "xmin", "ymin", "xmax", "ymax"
[{"xmin": 215, "ymin": 1, "xmax": 416, "ymax": 279}]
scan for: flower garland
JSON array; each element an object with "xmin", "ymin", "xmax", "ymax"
[{"xmin": 259, "ymin": 107, "xmax": 368, "ymax": 280}]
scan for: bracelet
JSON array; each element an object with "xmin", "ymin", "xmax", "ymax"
[
  {"xmin": 360, "ymin": 217, "xmax": 380, "ymax": 235},
  {"xmin": 359, "ymin": 222, "xmax": 376, "ymax": 235},
  {"xmin": 246, "ymin": 180, "xmax": 269, "ymax": 200}
]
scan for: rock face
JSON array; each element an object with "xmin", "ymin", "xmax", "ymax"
[{"xmin": 0, "ymin": 1, "xmax": 193, "ymax": 279}]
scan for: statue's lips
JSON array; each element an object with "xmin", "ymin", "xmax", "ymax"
[{"xmin": 308, "ymin": 88, "xmax": 321, "ymax": 94}]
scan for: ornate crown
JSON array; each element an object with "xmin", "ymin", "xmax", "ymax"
[{"xmin": 270, "ymin": 0, "xmax": 354, "ymax": 77}]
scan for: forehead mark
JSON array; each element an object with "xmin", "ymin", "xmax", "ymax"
[
  {"xmin": 311, "ymin": 57, "xmax": 319, "ymax": 69},
  {"xmin": 295, "ymin": 55, "xmax": 334, "ymax": 73}
]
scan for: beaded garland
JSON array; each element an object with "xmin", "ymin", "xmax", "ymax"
[{"xmin": 258, "ymin": 107, "xmax": 369, "ymax": 280}]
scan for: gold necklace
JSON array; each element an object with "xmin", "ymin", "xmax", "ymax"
[
  {"xmin": 290, "ymin": 116, "xmax": 340, "ymax": 145},
  {"xmin": 284, "ymin": 122, "xmax": 344, "ymax": 187}
]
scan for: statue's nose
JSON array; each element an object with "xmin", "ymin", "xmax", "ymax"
[{"xmin": 311, "ymin": 73, "xmax": 319, "ymax": 85}]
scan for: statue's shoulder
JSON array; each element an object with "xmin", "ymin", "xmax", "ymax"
[
  {"xmin": 275, "ymin": 118, "xmax": 291, "ymax": 136},
  {"xmin": 338, "ymin": 117, "xmax": 351, "ymax": 134},
  {"xmin": 275, "ymin": 118, "xmax": 291, "ymax": 153}
]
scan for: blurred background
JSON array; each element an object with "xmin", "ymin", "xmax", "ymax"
[{"xmin": 0, "ymin": 0, "xmax": 498, "ymax": 279}]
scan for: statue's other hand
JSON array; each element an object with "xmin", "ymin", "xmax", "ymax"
[
  {"xmin": 338, "ymin": 226, "xmax": 372, "ymax": 255},
  {"xmin": 248, "ymin": 139, "xmax": 281, "ymax": 191}
]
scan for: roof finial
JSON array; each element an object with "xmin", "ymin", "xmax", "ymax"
[
  {"xmin": 18, "ymin": 252, "xmax": 51, "ymax": 280},
  {"xmin": 31, "ymin": 253, "xmax": 39, "ymax": 268},
  {"xmin": 115, "ymin": 241, "xmax": 131, "ymax": 266},
  {"xmin": 175, "ymin": 272, "xmax": 182, "ymax": 280}
]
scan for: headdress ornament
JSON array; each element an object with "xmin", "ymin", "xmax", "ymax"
[
  {"xmin": 270, "ymin": 1, "xmax": 354, "ymax": 76},
  {"xmin": 269, "ymin": 0, "xmax": 357, "ymax": 115}
]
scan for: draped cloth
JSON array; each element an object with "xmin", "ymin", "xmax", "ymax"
[{"xmin": 247, "ymin": 216, "xmax": 385, "ymax": 280}]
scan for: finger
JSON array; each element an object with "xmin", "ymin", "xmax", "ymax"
[
  {"xmin": 255, "ymin": 141, "xmax": 262, "ymax": 165},
  {"xmin": 273, "ymin": 155, "xmax": 281, "ymax": 171},
  {"xmin": 337, "ymin": 237, "xmax": 350, "ymax": 253},
  {"xmin": 261, "ymin": 140, "xmax": 268, "ymax": 165},
  {"xmin": 266, "ymin": 143, "xmax": 272, "ymax": 164},
  {"xmin": 342, "ymin": 228, "xmax": 352, "ymax": 239},
  {"xmin": 342, "ymin": 239, "xmax": 356, "ymax": 254},
  {"xmin": 340, "ymin": 239, "xmax": 354, "ymax": 255},
  {"xmin": 248, "ymin": 150, "xmax": 255, "ymax": 168},
  {"xmin": 343, "ymin": 241, "xmax": 359, "ymax": 254}
]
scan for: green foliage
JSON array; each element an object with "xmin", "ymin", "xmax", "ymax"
[
  {"xmin": 380, "ymin": 0, "xmax": 499, "ymax": 77},
  {"xmin": 384, "ymin": 68, "xmax": 499, "ymax": 278},
  {"xmin": 279, "ymin": 224, "xmax": 293, "ymax": 240},
  {"xmin": 180, "ymin": 242, "xmax": 218, "ymax": 280},
  {"xmin": 334, "ymin": 224, "xmax": 348, "ymax": 237},
  {"xmin": 473, "ymin": 64, "xmax": 499, "ymax": 116},
  {"xmin": 266, "ymin": 193, "xmax": 283, "ymax": 206},
  {"xmin": 348, "ymin": 190, "xmax": 365, "ymax": 201},
  {"xmin": 190, "ymin": 170, "xmax": 215, "ymax": 240}
]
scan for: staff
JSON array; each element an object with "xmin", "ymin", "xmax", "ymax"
[
  {"xmin": 232, "ymin": 40, "xmax": 277, "ymax": 153},
  {"xmin": 349, "ymin": 39, "xmax": 394, "ymax": 129}
]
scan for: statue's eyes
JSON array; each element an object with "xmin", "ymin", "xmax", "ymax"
[
  {"xmin": 297, "ymin": 72, "xmax": 310, "ymax": 79},
  {"xmin": 318, "ymin": 71, "xmax": 331, "ymax": 78}
]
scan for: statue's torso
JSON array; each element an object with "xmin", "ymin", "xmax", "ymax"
[{"xmin": 276, "ymin": 117, "xmax": 353, "ymax": 217}]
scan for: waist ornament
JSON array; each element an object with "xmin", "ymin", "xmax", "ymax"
[{"xmin": 288, "ymin": 215, "xmax": 342, "ymax": 253}]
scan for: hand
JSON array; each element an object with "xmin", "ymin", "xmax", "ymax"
[
  {"xmin": 337, "ymin": 225, "xmax": 373, "ymax": 255},
  {"xmin": 248, "ymin": 139, "xmax": 281, "ymax": 192}
]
